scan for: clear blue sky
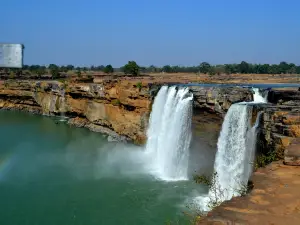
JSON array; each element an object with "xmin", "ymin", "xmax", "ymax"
[{"xmin": 2, "ymin": 0, "xmax": 300, "ymax": 67}]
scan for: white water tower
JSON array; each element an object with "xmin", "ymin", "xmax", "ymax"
[{"xmin": 0, "ymin": 43, "xmax": 24, "ymax": 68}]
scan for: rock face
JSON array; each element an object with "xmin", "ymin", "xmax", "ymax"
[
  {"xmin": 190, "ymin": 86, "xmax": 253, "ymax": 115},
  {"xmin": 0, "ymin": 80, "xmax": 254, "ymax": 143},
  {"xmin": 0, "ymin": 80, "xmax": 152, "ymax": 143},
  {"xmin": 284, "ymin": 138, "xmax": 300, "ymax": 166},
  {"xmin": 256, "ymin": 90, "xmax": 300, "ymax": 163}
]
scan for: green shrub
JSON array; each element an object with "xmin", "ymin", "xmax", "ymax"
[
  {"xmin": 255, "ymin": 150, "xmax": 277, "ymax": 169},
  {"xmin": 136, "ymin": 81, "xmax": 142, "ymax": 90},
  {"xmin": 111, "ymin": 99, "xmax": 121, "ymax": 106},
  {"xmin": 9, "ymin": 71, "xmax": 15, "ymax": 79}
]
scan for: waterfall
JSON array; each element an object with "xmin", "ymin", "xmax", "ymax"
[
  {"xmin": 196, "ymin": 88, "xmax": 267, "ymax": 211},
  {"xmin": 253, "ymin": 88, "xmax": 267, "ymax": 103},
  {"xmin": 244, "ymin": 111, "xmax": 263, "ymax": 180},
  {"xmin": 212, "ymin": 103, "xmax": 253, "ymax": 202},
  {"xmin": 145, "ymin": 86, "xmax": 193, "ymax": 181},
  {"xmin": 59, "ymin": 89, "xmax": 67, "ymax": 121}
]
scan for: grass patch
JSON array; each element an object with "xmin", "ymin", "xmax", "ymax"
[
  {"xmin": 111, "ymin": 99, "xmax": 121, "ymax": 106},
  {"xmin": 135, "ymin": 81, "xmax": 142, "ymax": 90}
]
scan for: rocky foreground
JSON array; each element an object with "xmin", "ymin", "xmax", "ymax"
[{"xmin": 198, "ymin": 161, "xmax": 300, "ymax": 225}]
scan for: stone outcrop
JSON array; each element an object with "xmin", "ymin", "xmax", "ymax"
[
  {"xmin": 0, "ymin": 80, "xmax": 152, "ymax": 143},
  {"xmin": 190, "ymin": 86, "xmax": 253, "ymax": 115},
  {"xmin": 284, "ymin": 138, "xmax": 300, "ymax": 166},
  {"xmin": 255, "ymin": 90, "xmax": 300, "ymax": 163}
]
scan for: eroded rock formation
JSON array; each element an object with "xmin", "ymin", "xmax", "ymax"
[
  {"xmin": 0, "ymin": 80, "xmax": 254, "ymax": 144},
  {"xmin": 190, "ymin": 86, "xmax": 253, "ymax": 115},
  {"xmin": 0, "ymin": 80, "xmax": 152, "ymax": 143}
]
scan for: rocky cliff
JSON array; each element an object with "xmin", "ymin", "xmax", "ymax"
[
  {"xmin": 189, "ymin": 86, "xmax": 253, "ymax": 115},
  {"xmin": 260, "ymin": 90, "xmax": 300, "ymax": 165},
  {"xmin": 0, "ymin": 80, "xmax": 254, "ymax": 144},
  {"xmin": 0, "ymin": 80, "xmax": 152, "ymax": 143}
]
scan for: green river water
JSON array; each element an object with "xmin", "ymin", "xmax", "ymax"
[{"xmin": 0, "ymin": 111, "xmax": 208, "ymax": 225}]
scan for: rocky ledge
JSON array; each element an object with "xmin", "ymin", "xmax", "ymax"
[
  {"xmin": 0, "ymin": 80, "xmax": 254, "ymax": 143},
  {"xmin": 0, "ymin": 80, "xmax": 152, "ymax": 143}
]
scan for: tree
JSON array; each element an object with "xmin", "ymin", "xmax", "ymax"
[
  {"xmin": 50, "ymin": 68, "xmax": 60, "ymax": 79},
  {"xmin": 35, "ymin": 66, "xmax": 46, "ymax": 78},
  {"xmin": 123, "ymin": 61, "xmax": 140, "ymax": 76},
  {"xmin": 147, "ymin": 65, "xmax": 157, "ymax": 73},
  {"xmin": 239, "ymin": 61, "xmax": 250, "ymax": 73},
  {"xmin": 60, "ymin": 66, "xmax": 69, "ymax": 73},
  {"xmin": 278, "ymin": 61, "xmax": 289, "ymax": 74},
  {"xmin": 199, "ymin": 62, "xmax": 211, "ymax": 74},
  {"xmin": 224, "ymin": 64, "xmax": 233, "ymax": 74},
  {"xmin": 48, "ymin": 64, "xmax": 58, "ymax": 71},
  {"xmin": 96, "ymin": 65, "xmax": 105, "ymax": 71},
  {"xmin": 76, "ymin": 69, "xmax": 82, "ymax": 77},
  {"xmin": 162, "ymin": 65, "xmax": 172, "ymax": 73},
  {"xmin": 103, "ymin": 64, "xmax": 114, "ymax": 74},
  {"xmin": 66, "ymin": 65, "xmax": 74, "ymax": 71}
]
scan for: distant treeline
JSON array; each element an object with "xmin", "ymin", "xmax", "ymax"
[{"xmin": 1, "ymin": 61, "xmax": 300, "ymax": 78}]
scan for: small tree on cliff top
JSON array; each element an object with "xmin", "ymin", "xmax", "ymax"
[{"xmin": 123, "ymin": 61, "xmax": 140, "ymax": 76}]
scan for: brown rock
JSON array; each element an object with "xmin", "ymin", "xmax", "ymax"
[{"xmin": 284, "ymin": 138, "xmax": 300, "ymax": 166}]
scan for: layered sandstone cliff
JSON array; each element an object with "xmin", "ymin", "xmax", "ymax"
[
  {"xmin": 0, "ymin": 80, "xmax": 152, "ymax": 143},
  {"xmin": 0, "ymin": 80, "xmax": 254, "ymax": 144}
]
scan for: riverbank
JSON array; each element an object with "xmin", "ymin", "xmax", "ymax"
[{"xmin": 198, "ymin": 161, "xmax": 300, "ymax": 225}]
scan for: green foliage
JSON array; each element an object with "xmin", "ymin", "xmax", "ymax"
[
  {"xmin": 239, "ymin": 61, "xmax": 250, "ymax": 73},
  {"xmin": 59, "ymin": 79, "xmax": 68, "ymax": 89},
  {"xmin": 9, "ymin": 71, "xmax": 15, "ymax": 79},
  {"xmin": 162, "ymin": 65, "xmax": 172, "ymax": 73},
  {"xmin": 193, "ymin": 173, "xmax": 215, "ymax": 186},
  {"xmin": 123, "ymin": 61, "xmax": 140, "ymax": 76},
  {"xmin": 193, "ymin": 171, "xmax": 252, "ymax": 210},
  {"xmin": 199, "ymin": 62, "xmax": 211, "ymax": 74},
  {"xmin": 255, "ymin": 151, "xmax": 277, "ymax": 169},
  {"xmin": 103, "ymin": 64, "xmax": 114, "ymax": 74},
  {"xmin": 136, "ymin": 81, "xmax": 142, "ymax": 90},
  {"xmin": 76, "ymin": 69, "xmax": 82, "ymax": 77},
  {"xmin": 50, "ymin": 68, "xmax": 60, "ymax": 79},
  {"xmin": 111, "ymin": 99, "xmax": 121, "ymax": 106}
]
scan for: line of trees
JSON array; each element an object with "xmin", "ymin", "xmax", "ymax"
[{"xmin": 1, "ymin": 61, "xmax": 300, "ymax": 77}]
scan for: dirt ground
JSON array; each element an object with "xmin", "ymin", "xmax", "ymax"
[
  {"xmin": 198, "ymin": 161, "xmax": 300, "ymax": 225},
  {"xmin": 92, "ymin": 73, "xmax": 300, "ymax": 85}
]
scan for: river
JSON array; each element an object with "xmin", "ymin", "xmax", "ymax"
[{"xmin": 0, "ymin": 111, "xmax": 212, "ymax": 225}]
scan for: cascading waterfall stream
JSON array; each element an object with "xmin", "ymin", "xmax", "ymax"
[
  {"xmin": 196, "ymin": 88, "xmax": 267, "ymax": 211},
  {"xmin": 253, "ymin": 88, "xmax": 268, "ymax": 103},
  {"xmin": 145, "ymin": 86, "xmax": 193, "ymax": 181},
  {"xmin": 59, "ymin": 89, "xmax": 67, "ymax": 121}
]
